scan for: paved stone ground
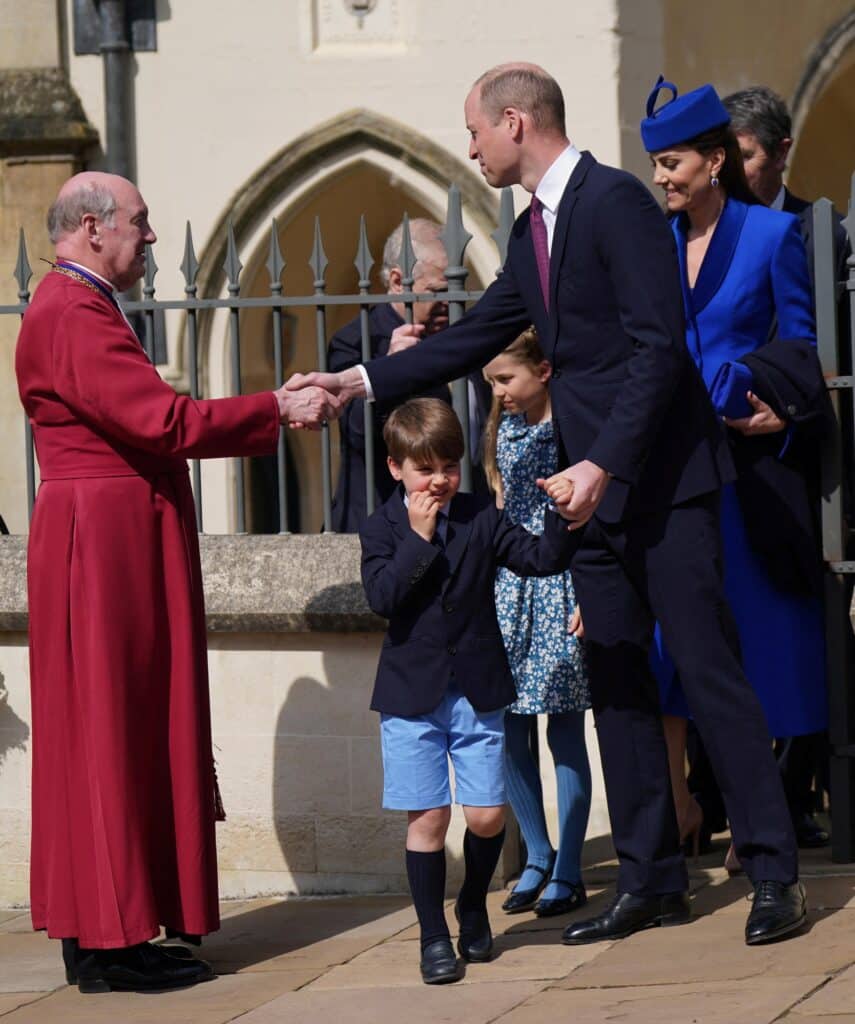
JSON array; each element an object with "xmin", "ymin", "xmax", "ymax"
[{"xmin": 0, "ymin": 836, "xmax": 853, "ymax": 1024}]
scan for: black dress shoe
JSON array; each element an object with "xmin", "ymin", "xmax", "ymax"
[
  {"xmin": 534, "ymin": 881, "xmax": 587, "ymax": 918},
  {"xmin": 745, "ymin": 881, "xmax": 807, "ymax": 945},
  {"xmin": 562, "ymin": 890, "xmax": 690, "ymax": 944},
  {"xmin": 454, "ymin": 901, "xmax": 493, "ymax": 962},
  {"xmin": 793, "ymin": 813, "xmax": 830, "ymax": 849},
  {"xmin": 501, "ymin": 859, "xmax": 555, "ymax": 914},
  {"xmin": 74, "ymin": 941, "xmax": 214, "ymax": 993},
  {"xmin": 419, "ymin": 939, "xmax": 462, "ymax": 985}
]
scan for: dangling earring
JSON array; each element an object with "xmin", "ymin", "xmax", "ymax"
[{"xmin": 710, "ymin": 175, "xmax": 720, "ymax": 188}]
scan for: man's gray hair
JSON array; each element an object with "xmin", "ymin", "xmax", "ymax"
[
  {"xmin": 381, "ymin": 218, "xmax": 445, "ymax": 288},
  {"xmin": 47, "ymin": 181, "xmax": 117, "ymax": 244},
  {"xmin": 722, "ymin": 86, "xmax": 792, "ymax": 157}
]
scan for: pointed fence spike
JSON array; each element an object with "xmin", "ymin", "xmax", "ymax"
[
  {"xmin": 143, "ymin": 244, "xmax": 158, "ymax": 297},
  {"xmin": 224, "ymin": 219, "xmax": 243, "ymax": 295},
  {"xmin": 14, "ymin": 228, "xmax": 33, "ymax": 302},
  {"xmin": 397, "ymin": 212, "xmax": 416, "ymax": 288},
  {"xmin": 439, "ymin": 183, "xmax": 473, "ymax": 271},
  {"xmin": 354, "ymin": 215, "xmax": 374, "ymax": 290},
  {"xmin": 267, "ymin": 218, "xmax": 286, "ymax": 294},
  {"xmin": 490, "ymin": 187, "xmax": 516, "ymax": 271},
  {"xmin": 844, "ymin": 171, "xmax": 855, "ymax": 269},
  {"xmin": 309, "ymin": 216, "xmax": 328, "ymax": 291},
  {"xmin": 181, "ymin": 221, "xmax": 200, "ymax": 294}
]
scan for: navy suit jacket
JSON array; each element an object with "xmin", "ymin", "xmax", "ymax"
[
  {"xmin": 329, "ymin": 303, "xmax": 491, "ymax": 532},
  {"xmin": 360, "ymin": 487, "xmax": 578, "ymax": 716},
  {"xmin": 366, "ymin": 152, "xmax": 734, "ymax": 523}
]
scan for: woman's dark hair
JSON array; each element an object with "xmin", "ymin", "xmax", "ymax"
[{"xmin": 684, "ymin": 124, "xmax": 760, "ymax": 205}]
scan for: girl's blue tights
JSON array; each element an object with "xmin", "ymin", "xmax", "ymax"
[{"xmin": 504, "ymin": 710, "xmax": 592, "ymax": 900}]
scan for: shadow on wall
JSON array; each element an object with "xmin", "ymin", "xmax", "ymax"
[
  {"xmin": 272, "ymin": 583, "xmax": 465, "ymax": 896},
  {"xmin": 0, "ymin": 669, "xmax": 29, "ymax": 768}
]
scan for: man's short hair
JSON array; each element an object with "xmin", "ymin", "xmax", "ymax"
[
  {"xmin": 722, "ymin": 86, "xmax": 792, "ymax": 156},
  {"xmin": 381, "ymin": 218, "xmax": 445, "ymax": 288},
  {"xmin": 47, "ymin": 181, "xmax": 117, "ymax": 244},
  {"xmin": 474, "ymin": 64, "xmax": 565, "ymax": 135},
  {"xmin": 384, "ymin": 398, "xmax": 464, "ymax": 465}
]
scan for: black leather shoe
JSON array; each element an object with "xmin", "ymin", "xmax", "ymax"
[
  {"xmin": 501, "ymin": 858, "xmax": 555, "ymax": 914},
  {"xmin": 745, "ymin": 881, "xmax": 807, "ymax": 945},
  {"xmin": 794, "ymin": 813, "xmax": 830, "ymax": 849},
  {"xmin": 455, "ymin": 901, "xmax": 493, "ymax": 962},
  {"xmin": 74, "ymin": 942, "xmax": 214, "ymax": 993},
  {"xmin": 419, "ymin": 939, "xmax": 462, "ymax": 985},
  {"xmin": 534, "ymin": 881, "xmax": 587, "ymax": 918},
  {"xmin": 562, "ymin": 890, "xmax": 690, "ymax": 944}
]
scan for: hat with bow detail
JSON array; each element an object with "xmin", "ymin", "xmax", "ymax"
[{"xmin": 641, "ymin": 75, "xmax": 730, "ymax": 152}]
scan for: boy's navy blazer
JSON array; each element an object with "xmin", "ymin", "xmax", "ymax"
[
  {"xmin": 366, "ymin": 152, "xmax": 734, "ymax": 523},
  {"xmin": 360, "ymin": 487, "xmax": 578, "ymax": 717}
]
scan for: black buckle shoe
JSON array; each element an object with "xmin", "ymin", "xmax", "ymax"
[
  {"xmin": 455, "ymin": 901, "xmax": 493, "ymax": 962},
  {"xmin": 745, "ymin": 880, "xmax": 807, "ymax": 945},
  {"xmin": 501, "ymin": 857, "xmax": 555, "ymax": 914},
  {"xmin": 419, "ymin": 938, "xmax": 462, "ymax": 985},
  {"xmin": 73, "ymin": 942, "xmax": 214, "ymax": 993},
  {"xmin": 534, "ymin": 880, "xmax": 587, "ymax": 918},
  {"xmin": 562, "ymin": 890, "xmax": 690, "ymax": 944}
]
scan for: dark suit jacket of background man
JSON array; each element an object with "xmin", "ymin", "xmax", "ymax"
[{"xmin": 328, "ymin": 302, "xmax": 491, "ymax": 532}]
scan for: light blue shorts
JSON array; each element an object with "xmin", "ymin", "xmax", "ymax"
[{"xmin": 380, "ymin": 687, "xmax": 506, "ymax": 810}]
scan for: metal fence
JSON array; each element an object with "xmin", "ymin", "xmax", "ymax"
[
  {"xmin": 2, "ymin": 179, "xmax": 855, "ymax": 860},
  {"xmin": 1, "ymin": 182, "xmax": 517, "ymax": 533}
]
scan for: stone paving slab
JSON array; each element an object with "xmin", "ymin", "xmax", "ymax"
[
  {"xmin": 237, "ymin": 979, "xmax": 548, "ymax": 1024},
  {"xmin": 0, "ymin": 970, "xmax": 315, "ymax": 1024},
  {"xmin": 0, "ymin": 913, "xmax": 30, "ymax": 934},
  {"xmin": 495, "ymin": 975, "xmax": 830, "ymax": 1024},
  {"xmin": 559, "ymin": 908, "xmax": 854, "ymax": 988},
  {"xmin": 0, "ymin": 995, "xmax": 44, "ymax": 1016},
  {"xmin": 791, "ymin": 964, "xmax": 855, "ymax": 1015},
  {"xmin": 0, "ymin": 933, "xmax": 66, "ymax": 992}
]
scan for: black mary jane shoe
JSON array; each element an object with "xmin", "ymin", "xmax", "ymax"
[
  {"xmin": 744, "ymin": 880, "xmax": 807, "ymax": 945},
  {"xmin": 454, "ymin": 900, "xmax": 493, "ymax": 963},
  {"xmin": 419, "ymin": 938, "xmax": 462, "ymax": 985},
  {"xmin": 562, "ymin": 890, "xmax": 690, "ymax": 945},
  {"xmin": 501, "ymin": 859, "xmax": 555, "ymax": 914},
  {"xmin": 72, "ymin": 941, "xmax": 214, "ymax": 993},
  {"xmin": 534, "ymin": 880, "xmax": 587, "ymax": 918}
]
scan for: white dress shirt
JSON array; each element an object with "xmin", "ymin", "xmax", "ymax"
[{"xmin": 62, "ymin": 259, "xmax": 136, "ymax": 333}]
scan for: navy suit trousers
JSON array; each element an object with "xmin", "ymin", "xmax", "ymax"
[{"xmin": 571, "ymin": 493, "xmax": 799, "ymax": 895}]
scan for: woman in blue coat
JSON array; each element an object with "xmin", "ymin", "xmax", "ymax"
[{"xmin": 641, "ymin": 79, "xmax": 828, "ymax": 863}]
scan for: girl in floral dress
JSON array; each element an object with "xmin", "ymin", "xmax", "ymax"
[{"xmin": 483, "ymin": 328, "xmax": 592, "ymax": 918}]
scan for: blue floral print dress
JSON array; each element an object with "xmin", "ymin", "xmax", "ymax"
[{"xmin": 494, "ymin": 413, "xmax": 590, "ymax": 714}]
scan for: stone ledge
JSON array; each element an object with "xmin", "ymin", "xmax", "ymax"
[
  {"xmin": 0, "ymin": 68, "xmax": 98, "ymax": 158},
  {"xmin": 0, "ymin": 534, "xmax": 385, "ymax": 633}
]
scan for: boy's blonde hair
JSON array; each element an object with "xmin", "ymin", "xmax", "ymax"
[
  {"xmin": 383, "ymin": 398, "xmax": 464, "ymax": 466},
  {"xmin": 482, "ymin": 327, "xmax": 547, "ymax": 494}
]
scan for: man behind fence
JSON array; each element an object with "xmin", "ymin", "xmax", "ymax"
[{"xmin": 15, "ymin": 171, "xmax": 339, "ymax": 993}]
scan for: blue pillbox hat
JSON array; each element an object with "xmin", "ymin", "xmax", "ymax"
[{"xmin": 641, "ymin": 75, "xmax": 731, "ymax": 152}]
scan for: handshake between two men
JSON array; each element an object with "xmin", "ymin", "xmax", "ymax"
[{"xmin": 276, "ymin": 321, "xmax": 611, "ymax": 531}]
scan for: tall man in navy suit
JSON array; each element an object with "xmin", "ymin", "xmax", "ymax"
[{"xmin": 288, "ymin": 63, "xmax": 806, "ymax": 945}]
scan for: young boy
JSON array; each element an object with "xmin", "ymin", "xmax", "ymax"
[{"xmin": 359, "ymin": 398, "xmax": 579, "ymax": 984}]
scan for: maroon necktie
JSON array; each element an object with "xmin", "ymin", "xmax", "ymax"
[{"xmin": 529, "ymin": 196, "xmax": 550, "ymax": 310}]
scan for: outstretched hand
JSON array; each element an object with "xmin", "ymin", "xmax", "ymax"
[{"xmin": 538, "ymin": 459, "xmax": 610, "ymax": 530}]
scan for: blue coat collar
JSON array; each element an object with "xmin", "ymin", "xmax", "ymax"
[{"xmin": 673, "ymin": 198, "xmax": 750, "ymax": 317}]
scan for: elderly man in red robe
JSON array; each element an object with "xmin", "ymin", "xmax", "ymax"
[{"xmin": 16, "ymin": 172, "xmax": 337, "ymax": 993}]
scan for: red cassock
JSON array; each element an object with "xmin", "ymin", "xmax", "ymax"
[{"xmin": 15, "ymin": 270, "xmax": 280, "ymax": 948}]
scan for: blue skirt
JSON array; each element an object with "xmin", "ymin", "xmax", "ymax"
[{"xmin": 650, "ymin": 484, "xmax": 828, "ymax": 737}]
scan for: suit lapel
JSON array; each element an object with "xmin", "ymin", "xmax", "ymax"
[
  {"xmin": 544, "ymin": 151, "xmax": 594, "ymax": 359},
  {"xmin": 689, "ymin": 198, "xmax": 749, "ymax": 315},
  {"xmin": 441, "ymin": 497, "xmax": 475, "ymax": 584}
]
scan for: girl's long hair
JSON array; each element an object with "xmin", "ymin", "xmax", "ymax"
[{"xmin": 482, "ymin": 326, "xmax": 547, "ymax": 495}]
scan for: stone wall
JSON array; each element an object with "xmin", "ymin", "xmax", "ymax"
[{"xmin": 0, "ymin": 533, "xmax": 610, "ymax": 907}]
